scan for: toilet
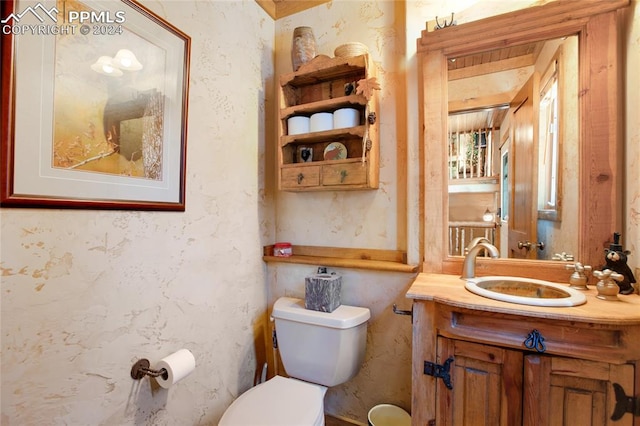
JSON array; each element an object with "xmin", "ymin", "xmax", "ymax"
[{"xmin": 219, "ymin": 296, "xmax": 370, "ymax": 426}]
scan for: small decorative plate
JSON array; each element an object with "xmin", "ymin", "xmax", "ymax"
[{"xmin": 323, "ymin": 142, "xmax": 347, "ymax": 161}]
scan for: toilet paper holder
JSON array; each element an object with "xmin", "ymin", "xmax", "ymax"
[{"xmin": 130, "ymin": 358, "xmax": 168, "ymax": 380}]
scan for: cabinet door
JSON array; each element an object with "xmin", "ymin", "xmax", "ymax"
[
  {"xmin": 437, "ymin": 337, "xmax": 523, "ymax": 426},
  {"xmin": 524, "ymin": 355, "xmax": 635, "ymax": 426}
]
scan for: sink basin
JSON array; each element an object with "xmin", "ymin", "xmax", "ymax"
[{"xmin": 464, "ymin": 276, "xmax": 587, "ymax": 307}]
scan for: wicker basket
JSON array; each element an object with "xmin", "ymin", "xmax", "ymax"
[{"xmin": 334, "ymin": 42, "xmax": 368, "ymax": 58}]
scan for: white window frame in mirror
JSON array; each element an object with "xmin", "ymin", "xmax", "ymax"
[{"xmin": 538, "ymin": 49, "xmax": 563, "ymax": 223}]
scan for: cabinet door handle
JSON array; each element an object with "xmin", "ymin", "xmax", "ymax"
[
  {"xmin": 523, "ymin": 329, "xmax": 546, "ymax": 353},
  {"xmin": 340, "ymin": 169, "xmax": 348, "ymax": 183},
  {"xmin": 297, "ymin": 173, "xmax": 304, "ymax": 184}
]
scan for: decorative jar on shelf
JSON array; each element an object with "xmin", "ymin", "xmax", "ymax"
[{"xmin": 291, "ymin": 26, "xmax": 316, "ymax": 72}]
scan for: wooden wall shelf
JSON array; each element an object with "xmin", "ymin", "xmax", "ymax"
[
  {"xmin": 277, "ymin": 54, "xmax": 379, "ymax": 191},
  {"xmin": 263, "ymin": 245, "xmax": 419, "ymax": 273}
]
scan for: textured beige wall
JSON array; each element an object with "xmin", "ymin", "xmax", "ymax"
[
  {"xmin": 1, "ymin": 1, "xmax": 275, "ymax": 424},
  {"xmin": 274, "ymin": 1, "xmax": 405, "ymax": 250},
  {"xmin": 1, "ymin": 1, "xmax": 638, "ymax": 425}
]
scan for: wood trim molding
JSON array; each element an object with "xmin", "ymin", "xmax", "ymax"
[
  {"xmin": 263, "ymin": 245, "xmax": 419, "ymax": 273},
  {"xmin": 255, "ymin": 0, "xmax": 331, "ymax": 20},
  {"xmin": 418, "ymin": 0, "xmax": 630, "ymax": 54}
]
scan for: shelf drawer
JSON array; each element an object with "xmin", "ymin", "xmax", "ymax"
[
  {"xmin": 322, "ymin": 162, "xmax": 368, "ymax": 186},
  {"xmin": 281, "ymin": 166, "xmax": 320, "ymax": 189}
]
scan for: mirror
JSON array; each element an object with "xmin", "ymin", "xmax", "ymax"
[
  {"xmin": 418, "ymin": 1, "xmax": 627, "ymax": 279},
  {"xmin": 446, "ymin": 35, "xmax": 579, "ymax": 260}
]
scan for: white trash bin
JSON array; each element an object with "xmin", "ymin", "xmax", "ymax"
[{"xmin": 368, "ymin": 404, "xmax": 411, "ymax": 426}]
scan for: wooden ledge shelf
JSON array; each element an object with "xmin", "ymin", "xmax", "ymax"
[
  {"xmin": 280, "ymin": 95, "xmax": 367, "ymax": 120},
  {"xmin": 263, "ymin": 245, "xmax": 419, "ymax": 273},
  {"xmin": 281, "ymin": 125, "xmax": 365, "ymax": 146}
]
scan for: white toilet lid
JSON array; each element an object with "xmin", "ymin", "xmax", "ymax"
[{"xmin": 219, "ymin": 376, "xmax": 326, "ymax": 426}]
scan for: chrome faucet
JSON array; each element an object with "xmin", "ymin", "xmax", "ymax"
[{"xmin": 462, "ymin": 242, "xmax": 500, "ymax": 279}]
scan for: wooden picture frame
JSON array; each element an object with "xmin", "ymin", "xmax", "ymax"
[{"xmin": 1, "ymin": 0, "xmax": 190, "ymax": 210}]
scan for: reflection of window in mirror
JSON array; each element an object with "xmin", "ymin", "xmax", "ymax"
[{"xmin": 538, "ymin": 56, "xmax": 561, "ymax": 221}]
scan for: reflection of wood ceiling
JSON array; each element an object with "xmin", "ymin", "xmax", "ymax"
[
  {"xmin": 448, "ymin": 41, "xmax": 543, "ymax": 133},
  {"xmin": 448, "ymin": 42, "xmax": 543, "ymax": 73},
  {"xmin": 449, "ymin": 106, "xmax": 509, "ymax": 135}
]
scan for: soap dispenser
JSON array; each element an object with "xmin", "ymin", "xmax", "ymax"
[{"xmin": 601, "ymin": 232, "xmax": 637, "ymax": 295}]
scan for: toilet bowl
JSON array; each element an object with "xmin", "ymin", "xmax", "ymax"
[
  {"xmin": 218, "ymin": 376, "xmax": 326, "ymax": 426},
  {"xmin": 219, "ymin": 297, "xmax": 370, "ymax": 426}
]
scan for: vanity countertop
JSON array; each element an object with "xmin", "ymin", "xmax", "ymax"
[{"xmin": 407, "ymin": 273, "xmax": 640, "ymax": 325}]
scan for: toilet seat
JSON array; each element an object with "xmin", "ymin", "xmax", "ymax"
[{"xmin": 219, "ymin": 375, "xmax": 327, "ymax": 426}]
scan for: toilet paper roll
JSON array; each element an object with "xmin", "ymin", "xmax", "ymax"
[
  {"xmin": 333, "ymin": 108, "xmax": 359, "ymax": 129},
  {"xmin": 310, "ymin": 112, "xmax": 333, "ymax": 132},
  {"xmin": 287, "ymin": 116, "xmax": 310, "ymax": 135},
  {"xmin": 155, "ymin": 349, "xmax": 196, "ymax": 389}
]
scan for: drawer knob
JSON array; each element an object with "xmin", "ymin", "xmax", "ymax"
[
  {"xmin": 340, "ymin": 170, "xmax": 348, "ymax": 183},
  {"xmin": 297, "ymin": 173, "xmax": 304, "ymax": 184}
]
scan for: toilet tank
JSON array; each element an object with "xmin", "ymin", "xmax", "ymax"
[{"xmin": 272, "ymin": 297, "xmax": 370, "ymax": 387}]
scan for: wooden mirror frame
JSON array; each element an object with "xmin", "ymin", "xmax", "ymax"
[{"xmin": 418, "ymin": 0, "xmax": 629, "ymax": 281}]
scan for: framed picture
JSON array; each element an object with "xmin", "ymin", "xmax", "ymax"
[{"xmin": 1, "ymin": 0, "xmax": 190, "ymax": 210}]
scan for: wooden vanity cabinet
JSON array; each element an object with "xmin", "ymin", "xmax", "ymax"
[
  {"xmin": 277, "ymin": 54, "xmax": 379, "ymax": 191},
  {"xmin": 412, "ymin": 300, "xmax": 639, "ymax": 426}
]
